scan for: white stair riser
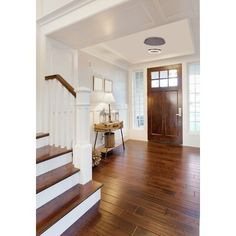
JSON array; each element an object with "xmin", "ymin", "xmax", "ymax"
[
  {"xmin": 37, "ymin": 172, "xmax": 79, "ymax": 209},
  {"xmin": 40, "ymin": 189, "xmax": 101, "ymax": 236},
  {"xmin": 36, "ymin": 153, "xmax": 72, "ymax": 176},
  {"xmin": 37, "ymin": 136, "xmax": 49, "ymax": 148}
]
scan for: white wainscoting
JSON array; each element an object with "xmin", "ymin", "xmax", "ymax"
[{"xmin": 90, "ymin": 103, "xmax": 129, "ymax": 148}]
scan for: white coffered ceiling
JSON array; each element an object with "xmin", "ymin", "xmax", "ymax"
[{"xmin": 49, "ymin": 0, "xmax": 199, "ymax": 69}]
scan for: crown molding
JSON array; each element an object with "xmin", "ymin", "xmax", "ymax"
[{"xmin": 37, "ymin": 0, "xmax": 95, "ymax": 26}]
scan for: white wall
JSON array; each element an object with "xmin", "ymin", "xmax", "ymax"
[
  {"xmin": 129, "ymin": 54, "xmax": 200, "ymax": 147},
  {"xmin": 77, "ymin": 50, "xmax": 129, "ymax": 147}
]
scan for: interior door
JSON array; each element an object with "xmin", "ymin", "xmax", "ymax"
[{"xmin": 147, "ymin": 64, "xmax": 182, "ymax": 144}]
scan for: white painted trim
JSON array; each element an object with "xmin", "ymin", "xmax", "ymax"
[
  {"xmin": 41, "ymin": 189, "xmax": 101, "ymax": 236},
  {"xmin": 36, "ymin": 153, "xmax": 72, "ymax": 176},
  {"xmin": 37, "ymin": 0, "xmax": 95, "ymax": 25},
  {"xmin": 81, "ymin": 48, "xmax": 130, "ymax": 71},
  {"xmin": 37, "ymin": 172, "xmax": 79, "ymax": 209},
  {"xmin": 39, "ymin": 0, "xmax": 130, "ymax": 35},
  {"xmin": 37, "ymin": 136, "xmax": 49, "ymax": 149}
]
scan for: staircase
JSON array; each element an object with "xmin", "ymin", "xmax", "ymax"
[{"xmin": 36, "ymin": 133, "xmax": 103, "ymax": 235}]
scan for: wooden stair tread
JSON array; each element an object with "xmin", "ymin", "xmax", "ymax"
[
  {"xmin": 36, "ymin": 145, "xmax": 72, "ymax": 164},
  {"xmin": 36, "ymin": 132, "xmax": 49, "ymax": 139},
  {"xmin": 36, "ymin": 180, "xmax": 103, "ymax": 236},
  {"xmin": 36, "ymin": 163, "xmax": 79, "ymax": 193}
]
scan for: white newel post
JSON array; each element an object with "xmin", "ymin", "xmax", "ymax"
[{"xmin": 73, "ymin": 87, "xmax": 92, "ymax": 184}]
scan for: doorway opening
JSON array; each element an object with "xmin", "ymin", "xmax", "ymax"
[{"xmin": 147, "ymin": 64, "xmax": 182, "ymax": 144}]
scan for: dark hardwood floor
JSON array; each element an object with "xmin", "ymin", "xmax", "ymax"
[{"xmin": 68, "ymin": 140, "xmax": 200, "ymax": 236}]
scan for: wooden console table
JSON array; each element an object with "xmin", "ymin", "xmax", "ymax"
[{"xmin": 93, "ymin": 121, "xmax": 125, "ymax": 158}]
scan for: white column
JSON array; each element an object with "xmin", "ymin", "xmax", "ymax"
[{"xmin": 73, "ymin": 87, "xmax": 92, "ymax": 184}]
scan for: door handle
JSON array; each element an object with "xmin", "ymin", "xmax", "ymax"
[{"xmin": 176, "ymin": 108, "xmax": 182, "ymax": 117}]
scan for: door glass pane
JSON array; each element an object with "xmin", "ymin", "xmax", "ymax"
[
  {"xmin": 196, "ymin": 103, "xmax": 200, "ymax": 112},
  {"xmin": 195, "ymin": 75, "xmax": 200, "ymax": 84},
  {"xmin": 196, "ymin": 94, "xmax": 200, "ymax": 103},
  {"xmin": 196, "ymin": 112, "xmax": 200, "ymax": 121},
  {"xmin": 190, "ymin": 103, "xmax": 196, "ymax": 112},
  {"xmin": 195, "ymin": 122, "xmax": 200, "ymax": 131},
  {"xmin": 151, "ymin": 80, "xmax": 159, "ymax": 88},
  {"xmin": 190, "ymin": 112, "xmax": 196, "ymax": 121},
  {"xmin": 169, "ymin": 69, "xmax": 177, "ymax": 77},
  {"xmin": 133, "ymin": 71, "xmax": 144, "ymax": 128},
  {"xmin": 160, "ymin": 79, "xmax": 168, "ymax": 87},
  {"xmin": 151, "ymin": 71, "xmax": 159, "ymax": 80},
  {"xmin": 189, "ymin": 75, "xmax": 196, "ymax": 84},
  {"xmin": 190, "ymin": 94, "xmax": 195, "ymax": 103},
  {"xmin": 189, "ymin": 84, "xmax": 195, "ymax": 93},
  {"xmin": 160, "ymin": 70, "xmax": 168, "ymax": 78},
  {"xmin": 195, "ymin": 85, "xmax": 200, "ymax": 93},
  {"xmin": 189, "ymin": 122, "xmax": 196, "ymax": 132},
  {"xmin": 169, "ymin": 78, "xmax": 178, "ymax": 87}
]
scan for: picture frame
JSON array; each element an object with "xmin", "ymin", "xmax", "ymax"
[
  {"xmin": 104, "ymin": 79, "xmax": 113, "ymax": 92},
  {"xmin": 93, "ymin": 76, "xmax": 103, "ymax": 91}
]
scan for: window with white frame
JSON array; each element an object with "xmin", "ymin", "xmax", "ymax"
[
  {"xmin": 133, "ymin": 71, "xmax": 144, "ymax": 128},
  {"xmin": 188, "ymin": 62, "xmax": 200, "ymax": 133}
]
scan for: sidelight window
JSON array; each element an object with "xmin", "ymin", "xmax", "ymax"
[
  {"xmin": 188, "ymin": 62, "xmax": 200, "ymax": 133},
  {"xmin": 133, "ymin": 71, "xmax": 144, "ymax": 128}
]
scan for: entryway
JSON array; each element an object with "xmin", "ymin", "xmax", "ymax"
[{"xmin": 147, "ymin": 64, "xmax": 182, "ymax": 144}]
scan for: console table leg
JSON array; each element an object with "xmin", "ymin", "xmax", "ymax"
[
  {"xmin": 93, "ymin": 131, "xmax": 98, "ymax": 150},
  {"xmin": 105, "ymin": 148, "xmax": 108, "ymax": 159},
  {"xmin": 120, "ymin": 128, "xmax": 125, "ymax": 150}
]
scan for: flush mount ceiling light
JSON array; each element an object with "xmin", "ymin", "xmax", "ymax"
[
  {"xmin": 148, "ymin": 48, "xmax": 162, "ymax": 54},
  {"xmin": 144, "ymin": 37, "xmax": 166, "ymax": 46}
]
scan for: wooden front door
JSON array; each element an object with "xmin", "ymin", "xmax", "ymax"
[{"xmin": 147, "ymin": 64, "xmax": 182, "ymax": 144}]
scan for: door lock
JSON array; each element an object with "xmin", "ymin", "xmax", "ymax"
[{"xmin": 176, "ymin": 107, "xmax": 182, "ymax": 117}]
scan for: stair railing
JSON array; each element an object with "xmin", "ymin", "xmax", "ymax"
[{"xmin": 45, "ymin": 74, "xmax": 92, "ymax": 184}]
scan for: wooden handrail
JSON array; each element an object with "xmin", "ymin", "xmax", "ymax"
[{"xmin": 45, "ymin": 74, "xmax": 76, "ymax": 97}]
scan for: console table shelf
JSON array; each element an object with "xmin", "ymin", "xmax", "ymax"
[{"xmin": 93, "ymin": 121, "xmax": 125, "ymax": 158}]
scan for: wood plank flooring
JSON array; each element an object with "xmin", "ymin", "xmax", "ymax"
[{"xmin": 68, "ymin": 140, "xmax": 200, "ymax": 236}]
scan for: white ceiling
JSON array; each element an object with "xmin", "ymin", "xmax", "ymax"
[{"xmin": 49, "ymin": 0, "xmax": 199, "ymax": 69}]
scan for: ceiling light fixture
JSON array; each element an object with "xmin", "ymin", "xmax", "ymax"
[
  {"xmin": 148, "ymin": 48, "xmax": 162, "ymax": 54},
  {"xmin": 144, "ymin": 37, "xmax": 166, "ymax": 46}
]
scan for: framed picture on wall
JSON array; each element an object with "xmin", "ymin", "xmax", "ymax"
[
  {"xmin": 104, "ymin": 79, "xmax": 113, "ymax": 92},
  {"xmin": 93, "ymin": 76, "xmax": 103, "ymax": 91}
]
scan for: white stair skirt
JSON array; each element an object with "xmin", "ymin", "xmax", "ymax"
[
  {"xmin": 36, "ymin": 153, "xmax": 72, "ymax": 176},
  {"xmin": 37, "ymin": 172, "xmax": 79, "ymax": 209},
  {"xmin": 40, "ymin": 189, "xmax": 101, "ymax": 236},
  {"xmin": 37, "ymin": 136, "xmax": 49, "ymax": 148}
]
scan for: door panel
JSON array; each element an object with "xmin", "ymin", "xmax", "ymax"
[
  {"xmin": 165, "ymin": 91, "xmax": 178, "ymax": 137},
  {"xmin": 150, "ymin": 92, "xmax": 164, "ymax": 136},
  {"xmin": 147, "ymin": 64, "xmax": 182, "ymax": 144}
]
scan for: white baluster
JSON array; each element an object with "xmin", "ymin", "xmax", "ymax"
[
  {"xmin": 51, "ymin": 80, "xmax": 56, "ymax": 146},
  {"xmin": 71, "ymin": 97, "xmax": 75, "ymax": 149},
  {"xmin": 42, "ymin": 80, "xmax": 49, "ymax": 133},
  {"xmin": 54, "ymin": 80, "xmax": 60, "ymax": 147},
  {"xmin": 73, "ymin": 87, "xmax": 92, "ymax": 184},
  {"xmin": 64, "ymin": 92, "xmax": 70, "ymax": 149},
  {"xmin": 49, "ymin": 80, "xmax": 54, "ymax": 146},
  {"xmin": 59, "ymin": 83, "xmax": 63, "ymax": 147},
  {"xmin": 61, "ymin": 87, "xmax": 65, "ymax": 148}
]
